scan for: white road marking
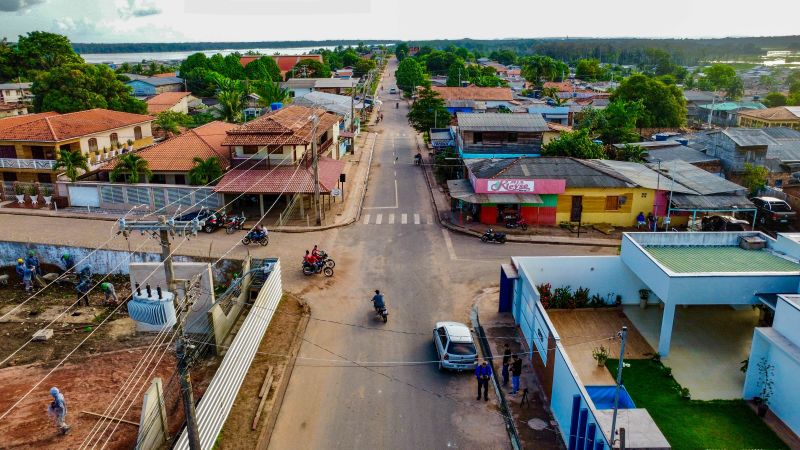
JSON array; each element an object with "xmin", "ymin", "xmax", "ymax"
[
  {"xmin": 414, "ymin": 214, "xmax": 420, "ymax": 224},
  {"xmin": 401, "ymin": 213, "xmax": 408, "ymax": 224},
  {"xmin": 362, "ymin": 179, "xmax": 399, "ymax": 210},
  {"xmin": 363, "ymin": 214, "xmax": 370, "ymax": 225},
  {"xmin": 426, "ymin": 215, "xmax": 433, "ymax": 224},
  {"xmin": 389, "ymin": 213, "xmax": 395, "ymax": 224},
  {"xmin": 376, "ymin": 214, "xmax": 383, "ymax": 225},
  {"xmin": 442, "ymin": 229, "xmax": 457, "ymax": 261}
]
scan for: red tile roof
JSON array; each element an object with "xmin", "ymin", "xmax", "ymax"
[
  {"xmin": 152, "ymin": 72, "xmax": 177, "ymax": 78},
  {"xmin": 214, "ymin": 157, "xmax": 345, "ymax": 194},
  {"xmin": 547, "ymin": 122, "xmax": 573, "ymax": 132},
  {"xmin": 239, "ymin": 55, "xmax": 324, "ymax": 74},
  {"xmin": 146, "ymin": 92, "xmax": 192, "ymax": 114},
  {"xmin": 739, "ymin": 106, "xmax": 800, "ymax": 121},
  {"xmin": 101, "ymin": 121, "xmax": 235, "ymax": 172},
  {"xmin": 222, "ymin": 104, "xmax": 341, "ymax": 147},
  {"xmin": 431, "ymin": 86, "xmax": 513, "ymax": 102},
  {"xmin": 0, "ymin": 108, "xmax": 153, "ymax": 142}
]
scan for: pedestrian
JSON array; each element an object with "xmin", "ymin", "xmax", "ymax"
[
  {"xmin": 47, "ymin": 387, "xmax": 70, "ymax": 435},
  {"xmin": 501, "ymin": 343, "xmax": 512, "ymax": 386},
  {"xmin": 100, "ymin": 282, "xmax": 118, "ymax": 305},
  {"xmin": 636, "ymin": 212, "xmax": 646, "ymax": 229},
  {"xmin": 76, "ymin": 278, "xmax": 91, "ymax": 306},
  {"xmin": 22, "ymin": 264, "xmax": 34, "ymax": 292},
  {"xmin": 475, "ymin": 360, "xmax": 492, "ymax": 401},
  {"xmin": 510, "ymin": 354, "xmax": 523, "ymax": 395}
]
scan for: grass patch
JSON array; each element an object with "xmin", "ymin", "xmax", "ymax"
[{"xmin": 606, "ymin": 358, "xmax": 787, "ymax": 450}]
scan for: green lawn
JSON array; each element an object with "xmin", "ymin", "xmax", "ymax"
[{"xmin": 606, "ymin": 359, "xmax": 787, "ymax": 450}]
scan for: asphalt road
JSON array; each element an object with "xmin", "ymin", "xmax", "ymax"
[{"xmin": 267, "ymin": 58, "xmax": 612, "ymax": 450}]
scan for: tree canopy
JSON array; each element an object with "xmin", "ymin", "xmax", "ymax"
[
  {"xmin": 577, "ymin": 100, "xmax": 643, "ymax": 145},
  {"xmin": 611, "ymin": 74, "xmax": 686, "ymax": 128},
  {"xmin": 244, "ymin": 56, "xmax": 281, "ymax": 82},
  {"xmin": 394, "ymin": 42, "xmax": 409, "ymax": 61},
  {"xmin": 395, "ymin": 58, "xmax": 426, "ymax": 92},
  {"xmin": 286, "ymin": 58, "xmax": 332, "ymax": 79},
  {"xmin": 699, "ymin": 64, "xmax": 744, "ymax": 99},
  {"xmin": 407, "ymin": 86, "xmax": 451, "ymax": 133},
  {"xmin": 32, "ymin": 63, "xmax": 146, "ymax": 114},
  {"xmin": 15, "ymin": 31, "xmax": 83, "ymax": 73},
  {"xmin": 575, "ymin": 59, "xmax": 609, "ymax": 81},
  {"xmin": 541, "ymin": 129, "xmax": 606, "ymax": 159},
  {"xmin": 520, "ymin": 55, "xmax": 568, "ymax": 87}
]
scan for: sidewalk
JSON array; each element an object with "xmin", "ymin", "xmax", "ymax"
[
  {"xmin": 414, "ymin": 133, "xmax": 620, "ymax": 248},
  {"xmin": 474, "ymin": 288, "xmax": 564, "ymax": 450}
]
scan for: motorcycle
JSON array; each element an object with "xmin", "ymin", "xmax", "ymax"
[
  {"xmin": 242, "ymin": 230, "xmax": 269, "ymax": 246},
  {"xmin": 225, "ymin": 214, "xmax": 246, "ymax": 234},
  {"xmin": 505, "ymin": 217, "xmax": 528, "ymax": 231},
  {"xmin": 302, "ymin": 260, "xmax": 334, "ymax": 277},
  {"xmin": 314, "ymin": 250, "xmax": 335, "ymax": 268},
  {"xmin": 375, "ymin": 305, "xmax": 388, "ymax": 323},
  {"xmin": 480, "ymin": 228, "xmax": 507, "ymax": 244},
  {"xmin": 203, "ymin": 212, "xmax": 226, "ymax": 233}
]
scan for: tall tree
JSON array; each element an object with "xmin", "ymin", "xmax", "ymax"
[
  {"xmin": 353, "ymin": 58, "xmax": 377, "ymax": 78},
  {"xmin": 446, "ymin": 60, "xmax": 466, "ymax": 87},
  {"xmin": 32, "ymin": 63, "xmax": 147, "ymax": 114},
  {"xmin": 577, "ymin": 100, "xmax": 643, "ymax": 145},
  {"xmin": 287, "ymin": 59, "xmax": 331, "ymax": 79},
  {"xmin": 395, "ymin": 58, "xmax": 426, "ymax": 92},
  {"xmin": 701, "ymin": 64, "xmax": 743, "ymax": 99},
  {"xmin": 762, "ymin": 92, "xmax": 787, "ymax": 108},
  {"xmin": 394, "ymin": 42, "xmax": 409, "ymax": 61},
  {"xmin": 188, "ymin": 156, "xmax": 224, "ymax": 186},
  {"xmin": 521, "ymin": 55, "xmax": 567, "ymax": 87},
  {"xmin": 575, "ymin": 59, "xmax": 608, "ymax": 81},
  {"xmin": 611, "ymin": 74, "xmax": 686, "ymax": 128},
  {"xmin": 52, "ymin": 148, "xmax": 89, "ymax": 182},
  {"xmin": 154, "ymin": 111, "xmax": 194, "ymax": 137},
  {"xmin": 407, "ymin": 87, "xmax": 451, "ymax": 133},
  {"xmin": 251, "ymin": 79, "xmax": 289, "ymax": 106},
  {"xmin": 15, "ymin": 31, "xmax": 83, "ymax": 73},
  {"xmin": 110, "ymin": 153, "xmax": 152, "ymax": 183},
  {"xmin": 244, "ymin": 56, "xmax": 281, "ymax": 81},
  {"xmin": 0, "ymin": 38, "xmax": 16, "ymax": 81},
  {"xmin": 542, "ymin": 130, "xmax": 606, "ymax": 159}
]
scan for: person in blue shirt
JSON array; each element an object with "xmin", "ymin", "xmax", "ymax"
[
  {"xmin": 47, "ymin": 387, "xmax": 70, "ymax": 435},
  {"xmin": 61, "ymin": 253, "xmax": 75, "ymax": 273},
  {"xmin": 475, "ymin": 360, "xmax": 493, "ymax": 401},
  {"xmin": 21, "ymin": 265, "xmax": 34, "ymax": 292},
  {"xmin": 15, "ymin": 258, "xmax": 25, "ymax": 282},
  {"xmin": 371, "ymin": 289, "xmax": 385, "ymax": 311},
  {"xmin": 25, "ymin": 250, "xmax": 41, "ymax": 275}
]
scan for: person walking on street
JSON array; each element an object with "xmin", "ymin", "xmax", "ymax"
[
  {"xmin": 501, "ymin": 343, "xmax": 512, "ymax": 387},
  {"xmin": 100, "ymin": 282, "xmax": 118, "ymax": 305},
  {"xmin": 47, "ymin": 387, "xmax": 70, "ymax": 435},
  {"xmin": 475, "ymin": 360, "xmax": 492, "ymax": 401},
  {"xmin": 510, "ymin": 354, "xmax": 523, "ymax": 395}
]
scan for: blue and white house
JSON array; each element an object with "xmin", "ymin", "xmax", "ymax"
[{"xmin": 125, "ymin": 76, "xmax": 184, "ymax": 97}]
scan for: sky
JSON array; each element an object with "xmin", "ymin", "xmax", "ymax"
[{"xmin": 0, "ymin": 0, "xmax": 799, "ymax": 43}]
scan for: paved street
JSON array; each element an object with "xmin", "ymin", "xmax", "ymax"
[{"xmin": 0, "ymin": 58, "xmax": 614, "ymax": 449}]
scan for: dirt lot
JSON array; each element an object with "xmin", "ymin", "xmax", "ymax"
[{"xmin": 218, "ymin": 293, "xmax": 308, "ymax": 450}]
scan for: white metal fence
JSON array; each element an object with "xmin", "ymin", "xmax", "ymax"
[{"xmin": 64, "ymin": 181, "xmax": 222, "ymax": 213}]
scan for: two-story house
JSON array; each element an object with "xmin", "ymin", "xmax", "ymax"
[
  {"xmin": 0, "ymin": 82, "xmax": 33, "ymax": 104},
  {"xmin": 0, "ymin": 109, "xmax": 154, "ymax": 189},
  {"xmin": 431, "ymin": 86, "xmax": 514, "ymax": 113},
  {"xmin": 456, "ymin": 112, "xmax": 550, "ymax": 159},
  {"xmin": 214, "ymin": 105, "xmax": 345, "ymax": 218}
]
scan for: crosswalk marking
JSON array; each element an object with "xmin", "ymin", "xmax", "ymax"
[
  {"xmin": 360, "ymin": 212, "xmax": 435, "ymax": 226},
  {"xmin": 426, "ymin": 215, "xmax": 433, "ymax": 224},
  {"xmin": 389, "ymin": 214, "xmax": 395, "ymax": 224},
  {"xmin": 414, "ymin": 214, "xmax": 420, "ymax": 224},
  {"xmin": 363, "ymin": 214, "xmax": 370, "ymax": 225},
  {"xmin": 376, "ymin": 213, "xmax": 383, "ymax": 225},
  {"xmin": 401, "ymin": 214, "xmax": 408, "ymax": 224}
]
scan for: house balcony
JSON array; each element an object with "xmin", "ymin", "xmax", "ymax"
[{"xmin": 0, "ymin": 157, "xmax": 57, "ymax": 170}]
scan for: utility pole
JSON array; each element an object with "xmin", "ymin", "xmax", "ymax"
[
  {"xmin": 654, "ymin": 159, "xmax": 661, "ymax": 232},
  {"xmin": 118, "ymin": 216, "xmax": 203, "ymax": 450},
  {"xmin": 610, "ymin": 326, "xmax": 628, "ymax": 447},
  {"xmin": 310, "ymin": 115, "xmax": 322, "ymax": 226}
]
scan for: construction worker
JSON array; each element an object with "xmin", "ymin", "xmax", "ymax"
[
  {"xmin": 25, "ymin": 250, "xmax": 41, "ymax": 275},
  {"xmin": 47, "ymin": 387, "xmax": 70, "ymax": 435},
  {"xmin": 60, "ymin": 253, "xmax": 75, "ymax": 273},
  {"xmin": 100, "ymin": 282, "xmax": 118, "ymax": 305},
  {"xmin": 15, "ymin": 258, "xmax": 25, "ymax": 283},
  {"xmin": 76, "ymin": 278, "xmax": 92, "ymax": 306},
  {"xmin": 22, "ymin": 264, "xmax": 34, "ymax": 292}
]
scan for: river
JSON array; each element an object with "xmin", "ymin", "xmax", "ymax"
[{"xmin": 79, "ymin": 46, "xmax": 336, "ymax": 64}]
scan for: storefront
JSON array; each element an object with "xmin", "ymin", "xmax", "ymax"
[{"xmin": 447, "ymin": 176, "xmax": 564, "ymax": 225}]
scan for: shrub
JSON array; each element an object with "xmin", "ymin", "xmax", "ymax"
[
  {"xmin": 552, "ymin": 286, "xmax": 573, "ymax": 308},
  {"xmin": 574, "ymin": 287, "xmax": 590, "ymax": 308}
]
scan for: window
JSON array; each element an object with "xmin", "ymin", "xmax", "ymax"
[
  {"xmin": 110, "ymin": 133, "xmax": 119, "ymax": 148},
  {"xmin": 0, "ymin": 145, "xmax": 16, "ymax": 159},
  {"xmin": 605, "ymin": 195, "xmax": 620, "ymax": 210},
  {"xmin": 174, "ymin": 174, "xmax": 186, "ymax": 185},
  {"xmin": 436, "ymin": 327, "xmax": 448, "ymax": 349},
  {"xmin": 775, "ymin": 179, "xmax": 783, "ymax": 188},
  {"xmin": 242, "ymin": 145, "xmax": 259, "ymax": 155},
  {"xmin": 507, "ymin": 132, "xmax": 518, "ymax": 143},
  {"xmin": 446, "ymin": 341, "xmax": 477, "ymax": 356},
  {"xmin": 133, "ymin": 126, "xmax": 142, "ymax": 141},
  {"xmin": 473, "ymin": 132, "xmax": 483, "ymax": 144},
  {"xmin": 2, "ymin": 172, "xmax": 18, "ymax": 182},
  {"xmin": 88, "ymin": 138, "xmax": 98, "ymax": 152},
  {"xmin": 37, "ymin": 173, "xmax": 52, "ymax": 183}
]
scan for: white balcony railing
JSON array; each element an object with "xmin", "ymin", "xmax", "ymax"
[{"xmin": 0, "ymin": 158, "xmax": 57, "ymax": 170}]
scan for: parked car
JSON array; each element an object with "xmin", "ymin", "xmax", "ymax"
[
  {"xmin": 175, "ymin": 208, "xmax": 226, "ymax": 233},
  {"xmin": 751, "ymin": 197, "xmax": 796, "ymax": 227},
  {"xmin": 701, "ymin": 215, "xmax": 749, "ymax": 231},
  {"xmin": 433, "ymin": 321, "xmax": 478, "ymax": 371}
]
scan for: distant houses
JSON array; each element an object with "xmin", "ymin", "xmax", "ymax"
[
  {"xmin": 239, "ymin": 54, "xmax": 324, "ymax": 79},
  {"xmin": 125, "ymin": 75, "xmax": 185, "ymax": 97}
]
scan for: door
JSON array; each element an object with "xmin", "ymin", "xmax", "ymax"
[
  {"xmin": 570, "ymin": 196, "xmax": 583, "ymax": 222},
  {"xmin": 30, "ymin": 146, "xmax": 45, "ymax": 159}
]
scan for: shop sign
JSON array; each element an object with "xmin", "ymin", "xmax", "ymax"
[{"xmin": 487, "ymin": 179, "xmax": 535, "ymax": 193}]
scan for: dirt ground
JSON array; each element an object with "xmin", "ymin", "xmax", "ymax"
[{"xmin": 218, "ymin": 293, "xmax": 308, "ymax": 450}]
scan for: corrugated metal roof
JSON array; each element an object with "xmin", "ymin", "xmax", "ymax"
[
  {"xmin": 293, "ymin": 91, "xmax": 355, "ymax": 116},
  {"xmin": 643, "ymin": 146, "xmax": 720, "ymax": 164},
  {"xmin": 589, "ymin": 160, "xmax": 697, "ymax": 194},
  {"xmin": 648, "ymin": 160, "xmax": 746, "ymax": 195},
  {"xmin": 465, "ymin": 157, "xmax": 632, "ymax": 188},
  {"xmin": 0, "ymin": 82, "xmax": 31, "ymax": 89},
  {"xmin": 722, "ymin": 128, "xmax": 777, "ymax": 147},
  {"xmin": 761, "ymin": 127, "xmax": 800, "ymax": 140},
  {"xmin": 457, "ymin": 113, "xmax": 549, "ymax": 132},
  {"xmin": 446, "ymin": 179, "xmax": 542, "ymax": 204},
  {"xmin": 670, "ymin": 194, "xmax": 755, "ymax": 210}
]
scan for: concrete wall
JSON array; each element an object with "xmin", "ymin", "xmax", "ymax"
[{"xmin": 209, "ymin": 257, "xmax": 251, "ymax": 347}]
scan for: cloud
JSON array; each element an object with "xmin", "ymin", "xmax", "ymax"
[
  {"xmin": 117, "ymin": 0, "xmax": 161, "ymax": 18},
  {"xmin": 0, "ymin": 0, "xmax": 45, "ymax": 12}
]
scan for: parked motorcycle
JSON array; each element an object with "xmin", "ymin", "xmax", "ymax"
[
  {"xmin": 375, "ymin": 305, "xmax": 388, "ymax": 323},
  {"xmin": 302, "ymin": 260, "xmax": 334, "ymax": 277},
  {"xmin": 505, "ymin": 217, "xmax": 528, "ymax": 231},
  {"xmin": 242, "ymin": 230, "xmax": 269, "ymax": 246},
  {"xmin": 480, "ymin": 228, "xmax": 507, "ymax": 244},
  {"xmin": 225, "ymin": 213, "xmax": 246, "ymax": 234}
]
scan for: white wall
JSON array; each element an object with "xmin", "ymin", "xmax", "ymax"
[
  {"xmin": 773, "ymin": 296, "xmax": 800, "ymax": 346},
  {"xmin": 78, "ymin": 123, "xmax": 153, "ymax": 153},
  {"xmin": 67, "ymin": 184, "xmax": 100, "ymax": 207}
]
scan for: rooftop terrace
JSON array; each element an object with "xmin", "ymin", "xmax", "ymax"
[{"xmin": 644, "ymin": 246, "xmax": 800, "ymax": 273}]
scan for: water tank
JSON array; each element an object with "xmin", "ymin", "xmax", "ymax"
[
  {"xmin": 270, "ymin": 102, "xmax": 283, "ymax": 111},
  {"xmin": 655, "ymin": 133, "xmax": 669, "ymax": 141},
  {"xmin": 127, "ymin": 286, "xmax": 176, "ymax": 329},
  {"xmin": 675, "ymin": 138, "xmax": 689, "ymax": 146}
]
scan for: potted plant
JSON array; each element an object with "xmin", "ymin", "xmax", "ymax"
[
  {"xmin": 592, "ymin": 346, "xmax": 609, "ymax": 367},
  {"xmin": 639, "ymin": 289, "xmax": 650, "ymax": 309},
  {"xmin": 615, "ymin": 294, "xmax": 622, "ymax": 306},
  {"xmin": 757, "ymin": 357, "xmax": 774, "ymax": 417},
  {"xmin": 13, "ymin": 182, "xmax": 25, "ymax": 204},
  {"xmin": 26, "ymin": 184, "xmax": 38, "ymax": 207},
  {"xmin": 42, "ymin": 185, "xmax": 53, "ymax": 206}
]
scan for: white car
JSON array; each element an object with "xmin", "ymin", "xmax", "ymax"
[
  {"xmin": 433, "ymin": 321, "xmax": 478, "ymax": 371},
  {"xmin": 389, "ymin": 87, "xmax": 397, "ymax": 94}
]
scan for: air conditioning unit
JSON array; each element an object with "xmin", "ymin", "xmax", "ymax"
[{"xmin": 739, "ymin": 235, "xmax": 766, "ymax": 250}]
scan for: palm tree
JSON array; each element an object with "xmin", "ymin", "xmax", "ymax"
[
  {"xmin": 188, "ymin": 156, "xmax": 224, "ymax": 186},
  {"xmin": 210, "ymin": 73, "xmax": 246, "ymax": 123},
  {"xmin": 53, "ymin": 148, "xmax": 89, "ymax": 182},
  {"xmin": 617, "ymin": 144, "xmax": 648, "ymax": 163},
  {"xmin": 251, "ymin": 79, "xmax": 289, "ymax": 107},
  {"xmin": 110, "ymin": 153, "xmax": 151, "ymax": 183},
  {"xmin": 542, "ymin": 87, "xmax": 566, "ymax": 106},
  {"xmin": 154, "ymin": 111, "xmax": 192, "ymax": 137}
]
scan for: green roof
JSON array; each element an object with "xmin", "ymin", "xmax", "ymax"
[{"xmin": 644, "ymin": 246, "xmax": 800, "ymax": 273}]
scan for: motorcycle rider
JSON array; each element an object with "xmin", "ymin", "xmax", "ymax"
[
  {"xmin": 371, "ymin": 289, "xmax": 385, "ymax": 312},
  {"xmin": 251, "ymin": 224, "xmax": 267, "ymax": 240},
  {"xmin": 304, "ymin": 250, "xmax": 322, "ymax": 271}
]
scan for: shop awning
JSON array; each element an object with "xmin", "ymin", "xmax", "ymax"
[
  {"xmin": 670, "ymin": 194, "xmax": 755, "ymax": 211},
  {"xmin": 447, "ymin": 179, "xmax": 542, "ymax": 204}
]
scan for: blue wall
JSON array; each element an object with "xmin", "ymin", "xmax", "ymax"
[{"xmin": 127, "ymin": 80, "xmax": 156, "ymax": 96}]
